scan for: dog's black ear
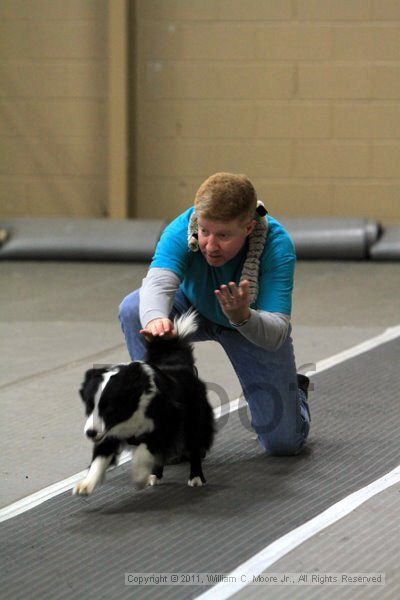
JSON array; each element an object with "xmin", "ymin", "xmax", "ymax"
[
  {"xmin": 79, "ymin": 367, "xmax": 107, "ymax": 402},
  {"xmin": 83, "ymin": 367, "xmax": 107, "ymax": 380}
]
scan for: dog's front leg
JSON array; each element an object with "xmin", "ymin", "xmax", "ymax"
[
  {"xmin": 148, "ymin": 463, "xmax": 164, "ymax": 487},
  {"xmin": 73, "ymin": 438, "xmax": 120, "ymax": 496},
  {"xmin": 188, "ymin": 451, "xmax": 206, "ymax": 487},
  {"xmin": 132, "ymin": 443, "xmax": 156, "ymax": 490}
]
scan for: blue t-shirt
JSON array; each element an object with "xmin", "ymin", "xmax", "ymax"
[{"xmin": 150, "ymin": 207, "xmax": 296, "ymax": 328}]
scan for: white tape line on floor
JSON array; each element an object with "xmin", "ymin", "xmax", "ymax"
[{"xmin": 196, "ymin": 465, "xmax": 400, "ymax": 600}]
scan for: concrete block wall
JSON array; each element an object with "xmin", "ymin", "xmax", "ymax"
[
  {"xmin": 135, "ymin": 0, "xmax": 400, "ymax": 223},
  {"xmin": 0, "ymin": 0, "xmax": 399, "ymax": 223},
  {"xmin": 0, "ymin": 0, "xmax": 108, "ymax": 217}
]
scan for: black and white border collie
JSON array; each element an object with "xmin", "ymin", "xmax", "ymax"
[{"xmin": 73, "ymin": 311, "xmax": 215, "ymax": 496}]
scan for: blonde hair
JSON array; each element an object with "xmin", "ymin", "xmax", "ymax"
[{"xmin": 194, "ymin": 172, "xmax": 257, "ymax": 222}]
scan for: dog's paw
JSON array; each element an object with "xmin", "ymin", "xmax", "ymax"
[
  {"xmin": 187, "ymin": 476, "xmax": 205, "ymax": 487},
  {"xmin": 133, "ymin": 478, "xmax": 148, "ymax": 490},
  {"xmin": 72, "ymin": 479, "xmax": 96, "ymax": 496},
  {"xmin": 133, "ymin": 466, "xmax": 153, "ymax": 489},
  {"xmin": 133, "ymin": 470, "xmax": 151, "ymax": 490},
  {"xmin": 147, "ymin": 474, "xmax": 162, "ymax": 487}
]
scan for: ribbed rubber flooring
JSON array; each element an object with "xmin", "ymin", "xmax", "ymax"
[
  {"xmin": 1, "ymin": 338, "xmax": 400, "ymax": 600},
  {"xmin": 234, "ymin": 482, "xmax": 400, "ymax": 599}
]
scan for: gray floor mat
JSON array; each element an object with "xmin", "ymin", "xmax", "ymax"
[
  {"xmin": 235, "ymin": 482, "xmax": 399, "ymax": 600},
  {"xmin": 369, "ymin": 226, "xmax": 400, "ymax": 261},
  {"xmin": 1, "ymin": 337, "xmax": 400, "ymax": 600},
  {"xmin": 278, "ymin": 217, "xmax": 380, "ymax": 259},
  {"xmin": 0, "ymin": 217, "xmax": 386, "ymax": 261},
  {"xmin": 0, "ymin": 217, "xmax": 166, "ymax": 261}
]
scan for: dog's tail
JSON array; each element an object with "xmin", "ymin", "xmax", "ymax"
[{"xmin": 173, "ymin": 309, "xmax": 199, "ymax": 339}]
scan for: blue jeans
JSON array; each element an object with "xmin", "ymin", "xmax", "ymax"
[{"xmin": 118, "ymin": 289, "xmax": 311, "ymax": 456}]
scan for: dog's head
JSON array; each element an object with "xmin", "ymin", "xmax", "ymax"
[{"xmin": 79, "ymin": 362, "xmax": 156, "ymax": 443}]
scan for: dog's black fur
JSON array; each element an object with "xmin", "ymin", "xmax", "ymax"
[{"xmin": 73, "ymin": 312, "xmax": 215, "ymax": 496}]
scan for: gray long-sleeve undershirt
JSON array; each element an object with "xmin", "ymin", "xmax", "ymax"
[{"xmin": 139, "ymin": 267, "xmax": 290, "ymax": 351}]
